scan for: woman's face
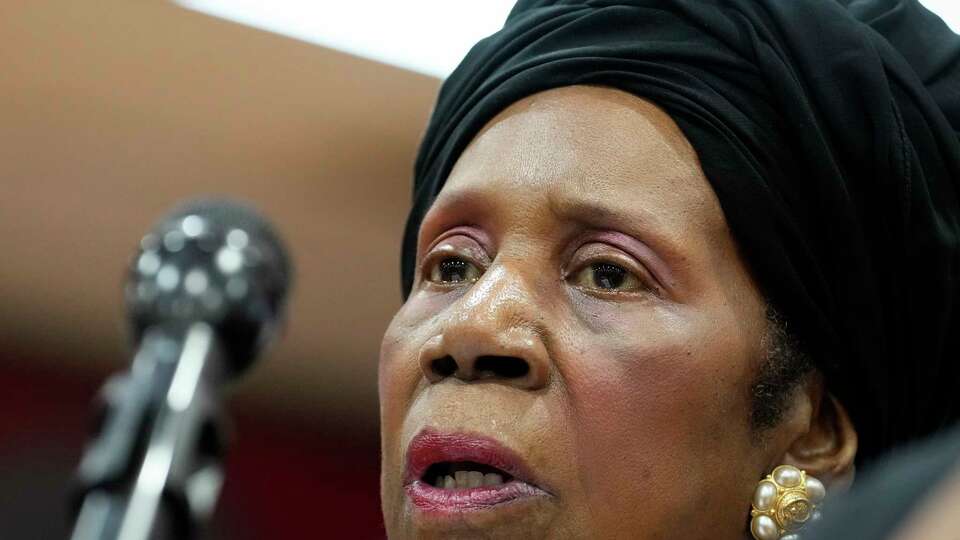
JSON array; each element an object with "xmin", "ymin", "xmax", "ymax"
[{"xmin": 380, "ymin": 86, "xmax": 788, "ymax": 539}]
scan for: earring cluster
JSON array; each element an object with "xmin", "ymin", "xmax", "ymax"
[{"xmin": 749, "ymin": 465, "xmax": 826, "ymax": 540}]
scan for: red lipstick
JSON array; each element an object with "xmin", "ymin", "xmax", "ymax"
[{"xmin": 404, "ymin": 429, "xmax": 550, "ymax": 514}]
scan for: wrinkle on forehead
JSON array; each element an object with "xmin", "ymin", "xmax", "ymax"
[{"xmin": 445, "ymin": 86, "xmax": 723, "ymax": 235}]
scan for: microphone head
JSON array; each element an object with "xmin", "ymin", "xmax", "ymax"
[{"xmin": 125, "ymin": 198, "xmax": 292, "ymax": 375}]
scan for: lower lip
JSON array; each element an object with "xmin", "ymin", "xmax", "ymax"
[{"xmin": 405, "ymin": 479, "xmax": 546, "ymax": 514}]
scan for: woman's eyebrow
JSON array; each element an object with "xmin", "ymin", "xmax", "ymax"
[
  {"xmin": 548, "ymin": 196, "xmax": 678, "ymax": 256},
  {"xmin": 417, "ymin": 188, "xmax": 492, "ymax": 252},
  {"xmin": 550, "ymin": 195, "xmax": 640, "ymax": 226}
]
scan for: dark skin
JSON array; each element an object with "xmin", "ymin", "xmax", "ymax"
[{"xmin": 380, "ymin": 86, "xmax": 857, "ymax": 539}]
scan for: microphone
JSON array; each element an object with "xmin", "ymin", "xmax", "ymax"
[{"xmin": 71, "ymin": 198, "xmax": 292, "ymax": 540}]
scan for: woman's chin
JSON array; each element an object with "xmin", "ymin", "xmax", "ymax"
[{"xmin": 396, "ymin": 483, "xmax": 560, "ymax": 538}]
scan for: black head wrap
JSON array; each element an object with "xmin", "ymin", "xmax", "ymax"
[{"xmin": 401, "ymin": 0, "xmax": 960, "ymax": 462}]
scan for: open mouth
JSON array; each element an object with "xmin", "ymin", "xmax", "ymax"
[
  {"xmin": 422, "ymin": 460, "xmax": 513, "ymax": 489},
  {"xmin": 404, "ymin": 429, "xmax": 550, "ymax": 514}
]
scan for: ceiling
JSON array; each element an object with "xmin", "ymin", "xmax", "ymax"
[{"xmin": 0, "ymin": 0, "xmax": 441, "ymax": 431}]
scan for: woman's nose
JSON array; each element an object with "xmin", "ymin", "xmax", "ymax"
[{"xmin": 417, "ymin": 266, "xmax": 550, "ymax": 390}]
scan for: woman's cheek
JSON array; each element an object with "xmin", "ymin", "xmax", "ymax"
[
  {"xmin": 562, "ymin": 298, "xmax": 696, "ymax": 418},
  {"xmin": 379, "ymin": 306, "xmax": 430, "ymax": 428},
  {"xmin": 558, "ymin": 303, "xmax": 721, "ymax": 502},
  {"xmin": 564, "ymin": 328, "xmax": 696, "ymax": 449}
]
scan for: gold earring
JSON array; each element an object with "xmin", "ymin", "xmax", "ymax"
[{"xmin": 749, "ymin": 465, "xmax": 826, "ymax": 540}]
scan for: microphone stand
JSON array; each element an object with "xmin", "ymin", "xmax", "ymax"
[
  {"xmin": 69, "ymin": 199, "xmax": 291, "ymax": 540},
  {"xmin": 71, "ymin": 323, "xmax": 229, "ymax": 540}
]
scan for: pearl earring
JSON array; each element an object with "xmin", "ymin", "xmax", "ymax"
[{"xmin": 749, "ymin": 465, "xmax": 826, "ymax": 540}]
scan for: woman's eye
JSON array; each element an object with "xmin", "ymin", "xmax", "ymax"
[
  {"xmin": 429, "ymin": 257, "xmax": 482, "ymax": 284},
  {"xmin": 573, "ymin": 262, "xmax": 642, "ymax": 292}
]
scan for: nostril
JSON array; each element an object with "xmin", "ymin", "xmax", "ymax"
[
  {"xmin": 426, "ymin": 354, "xmax": 532, "ymax": 382},
  {"xmin": 430, "ymin": 355, "xmax": 458, "ymax": 378},
  {"xmin": 474, "ymin": 355, "xmax": 529, "ymax": 379}
]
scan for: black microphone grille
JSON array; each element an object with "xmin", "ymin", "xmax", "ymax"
[
  {"xmin": 164, "ymin": 198, "xmax": 292, "ymax": 287},
  {"xmin": 127, "ymin": 197, "xmax": 293, "ymax": 374}
]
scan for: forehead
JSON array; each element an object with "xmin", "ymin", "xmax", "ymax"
[{"xmin": 438, "ymin": 86, "xmax": 725, "ymax": 240}]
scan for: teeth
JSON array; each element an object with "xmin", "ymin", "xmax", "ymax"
[
  {"xmin": 483, "ymin": 473, "xmax": 504, "ymax": 486},
  {"xmin": 433, "ymin": 471, "xmax": 507, "ymax": 489},
  {"xmin": 467, "ymin": 471, "xmax": 483, "ymax": 488}
]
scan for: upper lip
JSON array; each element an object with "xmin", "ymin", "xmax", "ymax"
[{"xmin": 404, "ymin": 429, "xmax": 543, "ymax": 489}]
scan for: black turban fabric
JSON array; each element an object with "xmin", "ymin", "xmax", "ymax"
[{"xmin": 401, "ymin": 0, "xmax": 960, "ymax": 462}]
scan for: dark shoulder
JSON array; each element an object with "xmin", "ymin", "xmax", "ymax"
[{"xmin": 810, "ymin": 423, "xmax": 960, "ymax": 539}]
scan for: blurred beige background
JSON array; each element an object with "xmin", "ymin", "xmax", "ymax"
[{"xmin": 0, "ymin": 0, "xmax": 441, "ymax": 436}]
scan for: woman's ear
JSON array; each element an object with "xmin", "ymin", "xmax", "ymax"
[{"xmin": 783, "ymin": 383, "xmax": 858, "ymax": 492}]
